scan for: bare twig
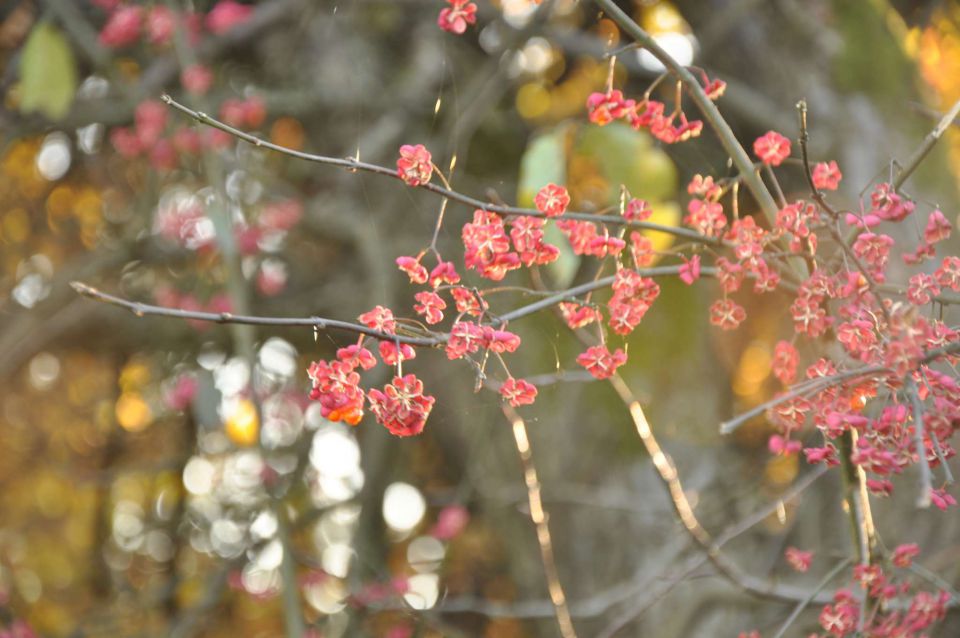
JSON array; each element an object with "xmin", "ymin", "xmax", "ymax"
[
  {"xmin": 70, "ymin": 281, "xmax": 440, "ymax": 346},
  {"xmin": 907, "ymin": 377, "xmax": 934, "ymax": 508},
  {"xmin": 71, "ymin": 265, "xmax": 700, "ymax": 346},
  {"xmin": 893, "ymin": 97, "xmax": 960, "ymax": 192},
  {"xmin": 501, "ymin": 404, "xmax": 578, "ymax": 638},
  {"xmin": 606, "ymin": 373, "xmax": 832, "ymax": 605},
  {"xmin": 160, "ymin": 95, "xmax": 721, "ymax": 247}
]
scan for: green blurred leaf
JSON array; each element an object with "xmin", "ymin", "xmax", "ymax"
[
  {"xmin": 518, "ymin": 126, "xmax": 581, "ymax": 288},
  {"xmin": 575, "ymin": 122, "xmax": 676, "ymax": 202},
  {"xmin": 20, "ymin": 23, "xmax": 77, "ymax": 121},
  {"xmin": 517, "ymin": 126, "xmax": 567, "ymax": 206}
]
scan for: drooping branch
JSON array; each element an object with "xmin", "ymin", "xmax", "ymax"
[
  {"xmin": 606, "ymin": 373, "xmax": 832, "ymax": 605},
  {"xmin": 502, "ymin": 403, "xmax": 578, "ymax": 638}
]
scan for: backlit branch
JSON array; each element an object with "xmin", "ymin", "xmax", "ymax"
[{"xmin": 160, "ymin": 95, "xmax": 721, "ymax": 247}]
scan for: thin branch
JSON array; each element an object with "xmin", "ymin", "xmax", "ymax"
[
  {"xmin": 907, "ymin": 377, "xmax": 934, "ymax": 508},
  {"xmin": 160, "ymin": 95, "xmax": 721, "ymax": 247},
  {"xmin": 721, "ymin": 340, "xmax": 960, "ymax": 435},
  {"xmin": 591, "ymin": 0, "xmax": 780, "ymax": 226},
  {"xmin": 71, "ymin": 265, "xmax": 699, "ymax": 344},
  {"xmin": 501, "ymin": 404, "xmax": 578, "ymax": 638},
  {"xmin": 606, "ymin": 373, "xmax": 832, "ymax": 605},
  {"xmin": 893, "ymin": 97, "xmax": 960, "ymax": 192},
  {"xmin": 70, "ymin": 281, "xmax": 441, "ymax": 346}
]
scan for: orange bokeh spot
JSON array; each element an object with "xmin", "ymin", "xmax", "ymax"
[{"xmin": 225, "ymin": 399, "xmax": 259, "ymax": 446}]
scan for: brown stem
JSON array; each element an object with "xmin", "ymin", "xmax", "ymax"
[{"xmin": 501, "ymin": 404, "xmax": 578, "ymax": 638}]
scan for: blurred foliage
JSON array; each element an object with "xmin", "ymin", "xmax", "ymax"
[{"xmin": 0, "ymin": 1, "xmax": 959, "ymax": 637}]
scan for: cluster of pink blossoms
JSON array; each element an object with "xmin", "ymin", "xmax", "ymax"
[
  {"xmin": 307, "ymin": 307, "xmax": 435, "ymax": 436},
  {"xmin": 585, "ymin": 71, "xmax": 724, "ymax": 144},
  {"xmin": 96, "ymin": 0, "xmax": 251, "ymax": 48}
]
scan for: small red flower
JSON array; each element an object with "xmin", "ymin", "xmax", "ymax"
[
  {"xmin": 414, "ymin": 291, "xmax": 446, "ymax": 325},
  {"xmin": 396, "ymin": 256, "xmax": 429, "ymax": 285},
  {"xmin": 145, "ymin": 5, "xmax": 175, "ymax": 45},
  {"xmin": 429, "ymin": 261, "xmax": 460, "ymax": 288},
  {"xmin": 500, "ymin": 377, "xmax": 537, "ymax": 407},
  {"xmin": 577, "ymin": 345, "xmax": 627, "ymax": 380},
  {"xmin": 924, "ymin": 209, "xmax": 951, "ymax": 244},
  {"xmin": 709, "ymin": 298, "xmax": 746, "ymax": 330},
  {"xmin": 678, "ymin": 255, "xmax": 701, "ymax": 285},
  {"xmin": 206, "ymin": 0, "xmax": 254, "ymax": 35},
  {"xmin": 753, "ymin": 130, "xmax": 791, "ymax": 166},
  {"xmin": 430, "ymin": 505, "xmax": 470, "ymax": 540},
  {"xmin": 367, "ymin": 374, "xmax": 435, "ymax": 437},
  {"xmin": 99, "ymin": 6, "xmax": 143, "ymax": 48},
  {"xmin": 437, "ymin": 0, "xmax": 477, "ymax": 35},
  {"xmin": 891, "ymin": 543, "xmax": 919, "ymax": 568},
  {"xmin": 358, "ymin": 306, "xmax": 397, "ymax": 334},
  {"xmin": 785, "ymin": 547, "xmax": 813, "ymax": 572},
  {"xmin": 812, "ymin": 160, "xmax": 842, "ymax": 190},
  {"xmin": 772, "ymin": 340, "xmax": 799, "ymax": 385},
  {"xmin": 931, "ymin": 487, "xmax": 956, "ymax": 511},
  {"xmin": 534, "ymin": 183, "xmax": 570, "ymax": 218},
  {"xmin": 623, "ymin": 198, "xmax": 653, "ymax": 222},
  {"xmin": 181, "ymin": 64, "xmax": 213, "ymax": 95},
  {"xmin": 397, "ymin": 144, "xmax": 433, "ymax": 186},
  {"xmin": 586, "ymin": 90, "xmax": 629, "ymax": 126}
]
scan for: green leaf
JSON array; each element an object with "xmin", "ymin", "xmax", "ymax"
[
  {"xmin": 518, "ymin": 126, "xmax": 581, "ymax": 289},
  {"xmin": 19, "ymin": 23, "xmax": 77, "ymax": 121},
  {"xmin": 574, "ymin": 121, "xmax": 676, "ymax": 203},
  {"xmin": 517, "ymin": 126, "xmax": 567, "ymax": 207}
]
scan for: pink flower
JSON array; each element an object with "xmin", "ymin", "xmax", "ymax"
[
  {"xmin": 769, "ymin": 435, "xmax": 801, "ymax": 456},
  {"xmin": 135, "ymin": 99, "xmax": 168, "ymax": 148},
  {"xmin": 534, "ymin": 183, "xmax": 570, "ymax": 218},
  {"xmin": 396, "ymin": 256, "xmax": 429, "ymax": 285},
  {"xmin": 358, "ymin": 306, "xmax": 397, "ymax": 334},
  {"xmin": 812, "ymin": 160, "xmax": 842, "ymax": 190},
  {"xmin": 678, "ymin": 255, "xmax": 701, "ymax": 285},
  {"xmin": 930, "ymin": 488, "xmax": 956, "ymax": 511},
  {"xmin": 429, "ymin": 261, "xmax": 460, "ymax": 288},
  {"xmin": 924, "ymin": 209, "xmax": 951, "ymax": 244},
  {"xmin": 397, "ymin": 144, "xmax": 433, "ymax": 186},
  {"xmin": 709, "ymin": 298, "xmax": 746, "ymax": 330},
  {"xmin": 437, "ymin": 0, "xmax": 477, "ymax": 35},
  {"xmin": 164, "ymin": 374, "xmax": 198, "ymax": 411},
  {"xmin": 586, "ymin": 90, "xmax": 629, "ymax": 126},
  {"xmin": 891, "ymin": 543, "xmax": 920, "ymax": 568},
  {"xmin": 772, "ymin": 340, "xmax": 798, "ymax": 385},
  {"xmin": 99, "ymin": 6, "xmax": 143, "ymax": 48},
  {"xmin": 256, "ymin": 260, "xmax": 287, "ymax": 296},
  {"xmin": 110, "ymin": 127, "xmax": 142, "ymax": 158},
  {"xmin": 181, "ymin": 64, "xmax": 214, "ymax": 95},
  {"xmin": 206, "ymin": 0, "xmax": 254, "ymax": 35},
  {"xmin": 413, "ymin": 291, "xmax": 446, "ymax": 324},
  {"xmin": 623, "ymin": 198, "xmax": 653, "ymax": 222},
  {"xmin": 785, "ymin": 547, "xmax": 813, "ymax": 572},
  {"xmin": 368, "ymin": 374, "xmax": 435, "ymax": 437},
  {"xmin": 577, "ymin": 345, "xmax": 627, "ymax": 380},
  {"xmin": 753, "ymin": 130, "xmax": 791, "ymax": 166},
  {"xmin": 500, "ymin": 377, "xmax": 537, "ymax": 407},
  {"xmin": 430, "ymin": 505, "xmax": 470, "ymax": 540},
  {"xmin": 145, "ymin": 5, "xmax": 175, "ymax": 45}
]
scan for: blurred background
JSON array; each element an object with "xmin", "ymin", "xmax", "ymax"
[{"xmin": 1, "ymin": 0, "xmax": 960, "ymax": 636}]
